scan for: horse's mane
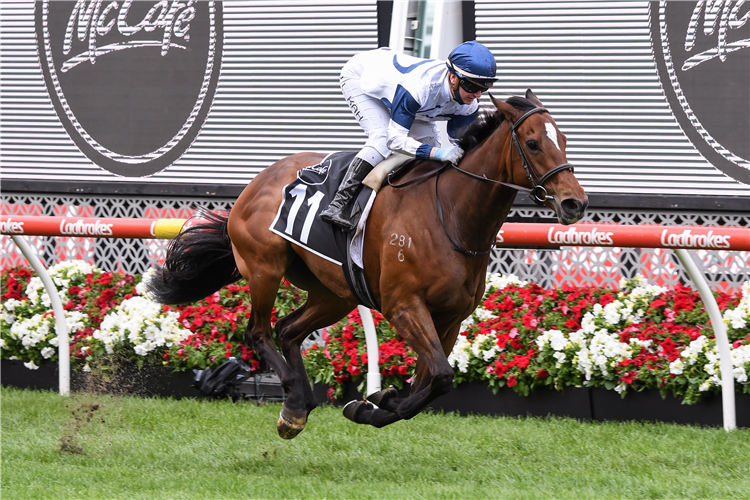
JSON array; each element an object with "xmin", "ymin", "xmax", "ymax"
[{"xmin": 456, "ymin": 96, "xmax": 537, "ymax": 153}]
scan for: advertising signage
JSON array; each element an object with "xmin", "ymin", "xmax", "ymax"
[
  {"xmin": 650, "ymin": 1, "xmax": 750, "ymax": 185},
  {"xmin": 35, "ymin": 0, "xmax": 223, "ymax": 177}
]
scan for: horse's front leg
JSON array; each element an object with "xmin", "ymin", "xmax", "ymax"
[
  {"xmin": 367, "ymin": 322, "xmax": 462, "ymax": 413},
  {"xmin": 345, "ymin": 301, "xmax": 455, "ymax": 428}
]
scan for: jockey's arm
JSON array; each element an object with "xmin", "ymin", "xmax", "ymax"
[
  {"xmin": 385, "ymin": 85, "xmax": 435, "ymax": 159},
  {"xmin": 446, "ymin": 111, "xmax": 479, "ymax": 145}
]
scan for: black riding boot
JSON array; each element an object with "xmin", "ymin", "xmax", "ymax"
[{"xmin": 319, "ymin": 157, "xmax": 374, "ymax": 232}]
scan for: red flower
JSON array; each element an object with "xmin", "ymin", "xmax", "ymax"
[
  {"xmin": 599, "ymin": 293, "xmax": 615, "ymax": 306},
  {"xmin": 507, "ymin": 375, "xmax": 517, "ymax": 387},
  {"xmin": 496, "ymin": 334, "xmax": 510, "ymax": 350},
  {"xmin": 622, "ymin": 372, "xmax": 637, "ymax": 385},
  {"xmin": 538, "ymin": 369, "xmax": 550, "ymax": 379}
]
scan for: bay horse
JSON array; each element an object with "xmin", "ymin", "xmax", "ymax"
[{"xmin": 148, "ymin": 90, "xmax": 588, "ymax": 439}]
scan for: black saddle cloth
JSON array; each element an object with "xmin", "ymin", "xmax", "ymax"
[
  {"xmin": 269, "ymin": 151, "xmax": 379, "ymax": 309},
  {"xmin": 270, "ymin": 151, "xmax": 374, "ymax": 266}
]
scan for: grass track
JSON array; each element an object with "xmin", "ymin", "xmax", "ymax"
[{"xmin": 2, "ymin": 387, "xmax": 749, "ymax": 499}]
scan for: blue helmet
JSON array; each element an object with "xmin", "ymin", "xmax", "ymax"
[{"xmin": 446, "ymin": 41, "xmax": 498, "ymax": 85}]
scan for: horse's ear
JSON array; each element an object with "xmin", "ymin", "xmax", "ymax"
[
  {"xmin": 489, "ymin": 92, "xmax": 522, "ymax": 122},
  {"xmin": 525, "ymin": 89, "xmax": 543, "ymax": 107}
]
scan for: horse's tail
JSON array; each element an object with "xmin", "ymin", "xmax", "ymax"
[{"xmin": 147, "ymin": 211, "xmax": 242, "ymax": 305}]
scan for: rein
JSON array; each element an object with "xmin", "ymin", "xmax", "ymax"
[{"xmin": 389, "ymin": 105, "xmax": 574, "ymax": 256}]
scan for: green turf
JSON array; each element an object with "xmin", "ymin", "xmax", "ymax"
[{"xmin": 2, "ymin": 387, "xmax": 749, "ymax": 499}]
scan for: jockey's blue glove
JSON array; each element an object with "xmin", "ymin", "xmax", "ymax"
[{"xmin": 432, "ymin": 145, "xmax": 464, "ymax": 165}]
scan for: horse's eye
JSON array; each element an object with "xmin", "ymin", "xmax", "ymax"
[{"xmin": 526, "ymin": 139, "xmax": 540, "ymax": 151}]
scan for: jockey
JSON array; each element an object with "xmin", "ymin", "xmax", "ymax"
[{"xmin": 319, "ymin": 40, "xmax": 499, "ymax": 232}]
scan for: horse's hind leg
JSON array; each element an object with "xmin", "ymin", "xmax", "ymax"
[
  {"xmin": 274, "ymin": 288, "xmax": 355, "ymax": 420},
  {"xmin": 239, "ymin": 270, "xmax": 310, "ymax": 438}
]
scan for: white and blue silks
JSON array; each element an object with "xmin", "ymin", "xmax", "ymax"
[{"xmin": 340, "ymin": 47, "xmax": 478, "ymax": 164}]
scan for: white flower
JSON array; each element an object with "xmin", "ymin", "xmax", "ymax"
[
  {"xmin": 723, "ymin": 283, "xmax": 750, "ymax": 329},
  {"xmin": 474, "ymin": 308, "xmax": 496, "ymax": 321},
  {"xmin": 536, "ymin": 329, "xmax": 569, "ymax": 352},
  {"xmin": 25, "ymin": 260, "xmax": 96, "ymax": 307},
  {"xmin": 486, "ymin": 273, "xmax": 527, "ymax": 291},
  {"xmin": 41, "ymin": 346, "xmax": 56, "ymax": 359},
  {"xmin": 568, "ymin": 330, "xmax": 585, "ymax": 346},
  {"xmin": 94, "ymin": 296, "xmax": 191, "ymax": 357},
  {"xmin": 24, "ymin": 360, "xmax": 39, "ymax": 370},
  {"xmin": 3, "ymin": 298, "xmax": 21, "ymax": 312},
  {"xmin": 135, "ymin": 268, "xmax": 156, "ymax": 297},
  {"xmin": 448, "ymin": 335, "xmax": 471, "ymax": 373},
  {"xmin": 0, "ymin": 299, "xmax": 21, "ymax": 325},
  {"xmin": 669, "ymin": 358, "xmax": 684, "ymax": 375}
]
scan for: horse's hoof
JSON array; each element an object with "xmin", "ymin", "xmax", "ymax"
[
  {"xmin": 343, "ymin": 400, "xmax": 373, "ymax": 424},
  {"xmin": 277, "ymin": 410, "xmax": 306, "ymax": 440},
  {"xmin": 367, "ymin": 385, "xmax": 398, "ymax": 407}
]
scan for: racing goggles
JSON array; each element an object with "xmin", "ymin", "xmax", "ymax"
[{"xmin": 459, "ymin": 77, "xmax": 493, "ymax": 94}]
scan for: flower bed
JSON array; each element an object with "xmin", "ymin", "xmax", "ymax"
[
  {"xmin": 302, "ymin": 274, "xmax": 750, "ymax": 404},
  {"xmin": 2, "ymin": 262, "xmax": 749, "ymax": 408},
  {"xmin": 1, "ymin": 262, "xmax": 304, "ymax": 377},
  {"xmin": 447, "ymin": 275, "xmax": 750, "ymax": 404}
]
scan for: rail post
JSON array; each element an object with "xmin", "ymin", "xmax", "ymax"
[
  {"xmin": 10, "ymin": 235, "xmax": 70, "ymax": 396},
  {"xmin": 358, "ymin": 305, "xmax": 382, "ymax": 397},
  {"xmin": 674, "ymin": 249, "xmax": 736, "ymax": 431}
]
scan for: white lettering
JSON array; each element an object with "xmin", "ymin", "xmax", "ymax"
[
  {"xmin": 659, "ymin": 229, "xmax": 731, "ymax": 249},
  {"xmin": 0, "ymin": 218, "xmax": 25, "ymax": 235},
  {"xmin": 62, "ymin": 0, "xmax": 194, "ymax": 71},
  {"xmin": 683, "ymin": 0, "xmax": 750, "ymax": 70},
  {"xmin": 59, "ymin": 218, "xmax": 114, "ymax": 237},
  {"xmin": 96, "ymin": 1, "xmax": 119, "ymax": 37},
  {"xmin": 547, "ymin": 227, "xmax": 614, "ymax": 246}
]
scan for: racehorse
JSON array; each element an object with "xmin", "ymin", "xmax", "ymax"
[{"xmin": 147, "ymin": 90, "xmax": 588, "ymax": 439}]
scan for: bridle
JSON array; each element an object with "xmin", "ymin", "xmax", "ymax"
[
  {"xmin": 452, "ymin": 106, "xmax": 574, "ymax": 207},
  {"xmin": 389, "ymin": 106, "xmax": 574, "ymax": 257}
]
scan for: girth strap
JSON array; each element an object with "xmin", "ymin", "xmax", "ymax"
[{"xmin": 343, "ymin": 231, "xmax": 380, "ymax": 311}]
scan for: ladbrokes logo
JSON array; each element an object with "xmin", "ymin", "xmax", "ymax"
[
  {"xmin": 35, "ymin": 1, "xmax": 223, "ymax": 177},
  {"xmin": 0, "ymin": 218, "xmax": 25, "ymax": 235},
  {"xmin": 660, "ymin": 228, "xmax": 731, "ymax": 249},
  {"xmin": 59, "ymin": 218, "xmax": 114, "ymax": 237},
  {"xmin": 650, "ymin": 1, "xmax": 750, "ymax": 185},
  {"xmin": 547, "ymin": 227, "xmax": 614, "ymax": 246}
]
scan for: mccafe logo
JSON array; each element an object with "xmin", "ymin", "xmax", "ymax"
[
  {"xmin": 650, "ymin": 1, "xmax": 750, "ymax": 185},
  {"xmin": 35, "ymin": 1, "xmax": 223, "ymax": 177}
]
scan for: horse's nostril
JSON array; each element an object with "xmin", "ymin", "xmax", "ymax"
[{"xmin": 561, "ymin": 198, "xmax": 583, "ymax": 215}]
